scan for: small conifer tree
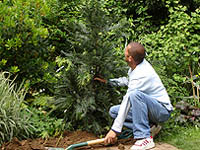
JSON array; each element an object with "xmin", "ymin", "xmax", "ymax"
[{"xmin": 51, "ymin": 0, "xmax": 131, "ymax": 134}]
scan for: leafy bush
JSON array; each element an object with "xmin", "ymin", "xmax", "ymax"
[
  {"xmin": 49, "ymin": 0, "xmax": 131, "ymax": 134},
  {"xmin": 0, "ymin": 72, "xmax": 34, "ymax": 144},
  {"xmin": 0, "ymin": 0, "xmax": 56, "ymax": 92},
  {"xmin": 141, "ymin": 1, "xmax": 200, "ymax": 106},
  {"xmin": 24, "ymin": 94, "xmax": 64, "ymax": 138},
  {"xmin": 26, "ymin": 106, "xmax": 64, "ymax": 139}
]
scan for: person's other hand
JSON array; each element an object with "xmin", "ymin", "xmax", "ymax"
[
  {"xmin": 94, "ymin": 77, "xmax": 107, "ymax": 83},
  {"xmin": 104, "ymin": 130, "xmax": 117, "ymax": 145}
]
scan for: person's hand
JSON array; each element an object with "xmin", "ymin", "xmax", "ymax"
[
  {"xmin": 104, "ymin": 130, "xmax": 117, "ymax": 145},
  {"xmin": 94, "ymin": 77, "xmax": 107, "ymax": 83}
]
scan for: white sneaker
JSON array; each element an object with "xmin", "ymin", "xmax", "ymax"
[{"xmin": 130, "ymin": 136, "xmax": 155, "ymax": 150}]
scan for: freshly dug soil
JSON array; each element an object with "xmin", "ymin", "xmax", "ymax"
[
  {"xmin": 0, "ymin": 131, "xmax": 178, "ymax": 150},
  {"xmin": 1, "ymin": 131, "xmax": 97, "ymax": 150}
]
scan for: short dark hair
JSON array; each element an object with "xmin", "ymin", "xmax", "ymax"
[{"xmin": 127, "ymin": 42, "xmax": 146, "ymax": 65}]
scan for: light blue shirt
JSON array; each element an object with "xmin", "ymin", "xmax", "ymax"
[{"xmin": 109, "ymin": 59, "xmax": 173, "ymax": 133}]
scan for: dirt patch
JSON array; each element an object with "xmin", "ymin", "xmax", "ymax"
[
  {"xmin": 1, "ymin": 131, "xmax": 97, "ymax": 150},
  {"xmin": 0, "ymin": 131, "xmax": 179, "ymax": 150}
]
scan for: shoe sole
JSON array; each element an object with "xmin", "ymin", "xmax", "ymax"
[
  {"xmin": 145, "ymin": 142, "xmax": 155, "ymax": 150},
  {"xmin": 130, "ymin": 142, "xmax": 155, "ymax": 150}
]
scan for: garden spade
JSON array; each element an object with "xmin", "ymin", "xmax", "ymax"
[{"xmin": 45, "ymin": 138, "xmax": 105, "ymax": 150}]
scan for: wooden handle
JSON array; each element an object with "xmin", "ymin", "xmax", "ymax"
[{"xmin": 87, "ymin": 138, "xmax": 105, "ymax": 145}]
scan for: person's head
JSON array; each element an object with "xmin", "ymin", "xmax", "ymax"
[{"xmin": 125, "ymin": 42, "xmax": 146, "ymax": 69}]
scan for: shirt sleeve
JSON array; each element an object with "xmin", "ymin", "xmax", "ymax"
[
  {"xmin": 111, "ymin": 93, "xmax": 131, "ymax": 133},
  {"xmin": 108, "ymin": 77, "xmax": 129, "ymax": 87}
]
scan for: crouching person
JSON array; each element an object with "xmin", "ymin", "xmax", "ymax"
[{"xmin": 95, "ymin": 42, "xmax": 173, "ymax": 150}]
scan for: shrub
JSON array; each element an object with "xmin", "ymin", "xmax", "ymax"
[
  {"xmin": 25, "ymin": 106, "xmax": 64, "ymax": 139},
  {"xmin": 49, "ymin": 0, "xmax": 131, "ymax": 134},
  {"xmin": 0, "ymin": 0, "xmax": 55, "ymax": 92},
  {"xmin": 0, "ymin": 72, "xmax": 34, "ymax": 144},
  {"xmin": 141, "ymin": 1, "xmax": 200, "ymax": 106},
  {"xmin": 24, "ymin": 94, "xmax": 64, "ymax": 139}
]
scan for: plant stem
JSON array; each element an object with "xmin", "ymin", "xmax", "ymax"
[
  {"xmin": 56, "ymin": 135, "xmax": 62, "ymax": 147},
  {"xmin": 188, "ymin": 65, "xmax": 196, "ymax": 106},
  {"xmin": 197, "ymin": 85, "xmax": 199, "ymax": 106}
]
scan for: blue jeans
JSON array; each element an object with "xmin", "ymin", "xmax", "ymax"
[{"xmin": 109, "ymin": 90, "xmax": 171, "ymax": 139}]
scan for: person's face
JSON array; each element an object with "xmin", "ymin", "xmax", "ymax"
[{"xmin": 125, "ymin": 48, "xmax": 131, "ymax": 64}]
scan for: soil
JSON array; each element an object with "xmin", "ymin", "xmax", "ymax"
[{"xmin": 0, "ymin": 131, "xmax": 179, "ymax": 150}]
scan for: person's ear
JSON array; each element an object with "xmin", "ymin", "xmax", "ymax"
[{"xmin": 129, "ymin": 56, "xmax": 133, "ymax": 62}]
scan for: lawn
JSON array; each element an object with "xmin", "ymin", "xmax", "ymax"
[{"xmin": 156, "ymin": 124, "xmax": 200, "ymax": 150}]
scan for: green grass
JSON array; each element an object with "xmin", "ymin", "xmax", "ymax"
[{"xmin": 155, "ymin": 124, "xmax": 200, "ymax": 150}]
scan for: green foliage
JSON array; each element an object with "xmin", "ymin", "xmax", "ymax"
[
  {"xmin": 0, "ymin": 0, "xmax": 199, "ymax": 139},
  {"xmin": 23, "ymin": 93, "xmax": 64, "ymax": 138},
  {"xmin": 122, "ymin": 0, "xmax": 200, "ymax": 25},
  {"xmin": 0, "ymin": 72, "xmax": 34, "ymax": 144},
  {"xmin": 141, "ymin": 1, "xmax": 200, "ymax": 106},
  {"xmin": 0, "ymin": 0, "xmax": 56, "ymax": 92},
  {"xmin": 26, "ymin": 106, "xmax": 64, "ymax": 139},
  {"xmin": 50, "ymin": 0, "xmax": 131, "ymax": 134}
]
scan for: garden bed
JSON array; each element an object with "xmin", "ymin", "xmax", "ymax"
[{"xmin": 0, "ymin": 130, "xmax": 178, "ymax": 150}]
